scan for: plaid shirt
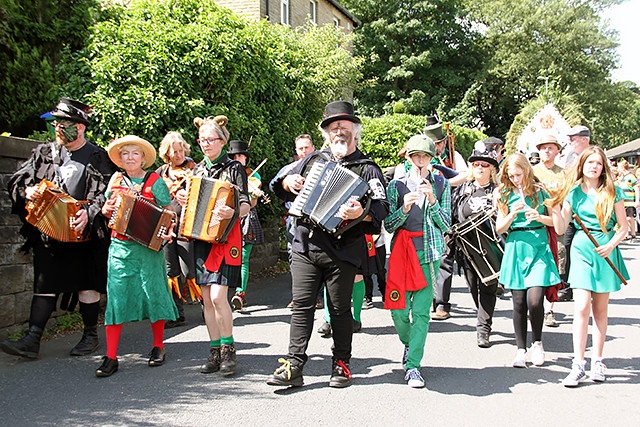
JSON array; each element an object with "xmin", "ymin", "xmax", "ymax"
[{"xmin": 384, "ymin": 173, "xmax": 451, "ymax": 263}]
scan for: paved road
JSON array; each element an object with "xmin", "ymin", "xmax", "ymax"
[{"xmin": 1, "ymin": 243, "xmax": 639, "ymax": 426}]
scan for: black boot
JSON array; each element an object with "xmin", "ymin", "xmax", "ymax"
[
  {"xmin": 219, "ymin": 343, "xmax": 237, "ymax": 377},
  {"xmin": 200, "ymin": 346, "xmax": 221, "ymax": 374},
  {"xmin": 0, "ymin": 325, "xmax": 43, "ymax": 359},
  {"xmin": 70, "ymin": 325, "xmax": 99, "ymax": 356}
]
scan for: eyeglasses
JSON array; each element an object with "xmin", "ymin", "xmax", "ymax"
[
  {"xmin": 472, "ymin": 161, "xmax": 491, "ymax": 168},
  {"xmin": 198, "ymin": 137, "xmax": 225, "ymax": 145}
]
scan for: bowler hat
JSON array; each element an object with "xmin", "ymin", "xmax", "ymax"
[
  {"xmin": 107, "ymin": 135, "xmax": 157, "ymax": 169},
  {"xmin": 320, "ymin": 101, "xmax": 361, "ymax": 129},
  {"xmin": 228, "ymin": 140, "xmax": 250, "ymax": 156},
  {"xmin": 50, "ymin": 97, "xmax": 91, "ymax": 126}
]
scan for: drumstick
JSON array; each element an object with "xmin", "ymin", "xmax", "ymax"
[{"xmin": 572, "ymin": 214, "xmax": 627, "ymax": 285}]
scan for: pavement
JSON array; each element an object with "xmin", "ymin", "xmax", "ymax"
[{"xmin": 1, "ymin": 242, "xmax": 639, "ymax": 427}]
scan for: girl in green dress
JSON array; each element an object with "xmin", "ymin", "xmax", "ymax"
[
  {"xmin": 496, "ymin": 153, "xmax": 560, "ymax": 369},
  {"xmin": 551, "ymin": 146, "xmax": 629, "ymax": 387}
]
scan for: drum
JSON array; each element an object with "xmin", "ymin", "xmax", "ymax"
[{"xmin": 450, "ymin": 209, "xmax": 504, "ymax": 286}]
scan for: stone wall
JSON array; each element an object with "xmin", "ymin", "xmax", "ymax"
[
  {"xmin": 0, "ymin": 135, "xmax": 281, "ymax": 340},
  {"xmin": 0, "ymin": 136, "xmax": 39, "ymax": 339}
]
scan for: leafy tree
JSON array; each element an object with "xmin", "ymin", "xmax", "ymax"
[
  {"xmin": 342, "ymin": 0, "xmax": 483, "ymax": 117},
  {"xmin": 60, "ymin": 0, "xmax": 362, "ymax": 197},
  {"xmin": 0, "ymin": 0, "xmax": 99, "ymax": 136},
  {"xmin": 458, "ymin": 0, "xmax": 639, "ymax": 145}
]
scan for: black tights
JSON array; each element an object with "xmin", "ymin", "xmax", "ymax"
[{"xmin": 511, "ymin": 287, "xmax": 545, "ymax": 349}]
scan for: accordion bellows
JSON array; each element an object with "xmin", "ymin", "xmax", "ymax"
[
  {"xmin": 289, "ymin": 160, "xmax": 371, "ymax": 237},
  {"xmin": 179, "ymin": 176, "xmax": 239, "ymax": 244},
  {"xmin": 108, "ymin": 193, "xmax": 175, "ymax": 251},
  {"xmin": 25, "ymin": 180, "xmax": 90, "ymax": 242}
]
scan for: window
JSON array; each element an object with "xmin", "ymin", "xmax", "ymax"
[
  {"xmin": 333, "ymin": 17, "xmax": 340, "ymax": 28},
  {"xmin": 309, "ymin": 1, "xmax": 317, "ymax": 24},
  {"xmin": 281, "ymin": 0, "xmax": 289, "ymax": 26}
]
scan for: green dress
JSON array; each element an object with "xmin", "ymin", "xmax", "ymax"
[
  {"xmin": 104, "ymin": 175, "xmax": 178, "ymax": 325},
  {"xmin": 567, "ymin": 185, "xmax": 629, "ymax": 293},
  {"xmin": 499, "ymin": 190, "xmax": 561, "ymax": 290}
]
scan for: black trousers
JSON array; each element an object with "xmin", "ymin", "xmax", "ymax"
[
  {"xmin": 288, "ymin": 250, "xmax": 356, "ymax": 366},
  {"xmin": 463, "ymin": 266, "xmax": 497, "ymax": 335},
  {"xmin": 562, "ymin": 222, "xmax": 576, "ymax": 284},
  {"xmin": 434, "ymin": 249, "xmax": 454, "ymax": 312}
]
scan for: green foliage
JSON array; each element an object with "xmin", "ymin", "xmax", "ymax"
[
  {"xmin": 458, "ymin": 0, "xmax": 639, "ymax": 146},
  {"xmin": 0, "ymin": 0, "xmax": 99, "ymax": 136},
  {"xmin": 343, "ymin": 0, "xmax": 482, "ymax": 117},
  {"xmin": 59, "ymin": 0, "xmax": 361, "ymax": 220},
  {"xmin": 358, "ymin": 113, "xmax": 485, "ymax": 168}
]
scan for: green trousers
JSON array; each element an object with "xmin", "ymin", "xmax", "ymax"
[{"xmin": 390, "ymin": 259, "xmax": 439, "ymax": 370}]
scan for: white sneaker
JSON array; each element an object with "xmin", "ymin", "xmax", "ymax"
[
  {"xmin": 530, "ymin": 341, "xmax": 545, "ymax": 366},
  {"xmin": 512, "ymin": 349, "xmax": 527, "ymax": 368},
  {"xmin": 404, "ymin": 368, "xmax": 425, "ymax": 388},
  {"xmin": 591, "ymin": 360, "xmax": 606, "ymax": 382},
  {"xmin": 563, "ymin": 361, "xmax": 587, "ymax": 387}
]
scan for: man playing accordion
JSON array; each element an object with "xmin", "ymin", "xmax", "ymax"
[{"xmin": 267, "ymin": 101, "xmax": 389, "ymax": 388}]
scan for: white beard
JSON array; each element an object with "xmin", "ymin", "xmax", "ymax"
[{"xmin": 331, "ymin": 138, "xmax": 348, "ymax": 159}]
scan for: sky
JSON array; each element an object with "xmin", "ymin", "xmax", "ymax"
[{"xmin": 603, "ymin": 1, "xmax": 640, "ymax": 85}]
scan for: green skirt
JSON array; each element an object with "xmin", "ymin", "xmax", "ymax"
[{"xmin": 105, "ymin": 238, "xmax": 178, "ymax": 325}]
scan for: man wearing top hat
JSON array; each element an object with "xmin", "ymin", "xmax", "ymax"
[
  {"xmin": 267, "ymin": 100, "xmax": 389, "ymax": 388},
  {"xmin": 423, "ymin": 116, "xmax": 468, "ymax": 320},
  {"xmin": 2, "ymin": 97, "xmax": 117, "ymax": 359}
]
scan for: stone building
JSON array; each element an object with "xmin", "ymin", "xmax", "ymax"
[{"xmin": 214, "ymin": 0, "xmax": 359, "ymax": 32}]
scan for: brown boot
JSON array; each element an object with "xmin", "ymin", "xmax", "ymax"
[
  {"xmin": 200, "ymin": 346, "xmax": 221, "ymax": 374},
  {"xmin": 220, "ymin": 343, "xmax": 236, "ymax": 377}
]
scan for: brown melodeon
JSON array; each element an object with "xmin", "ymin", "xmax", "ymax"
[
  {"xmin": 108, "ymin": 193, "xmax": 176, "ymax": 251},
  {"xmin": 179, "ymin": 176, "xmax": 239, "ymax": 243},
  {"xmin": 25, "ymin": 180, "xmax": 90, "ymax": 242}
]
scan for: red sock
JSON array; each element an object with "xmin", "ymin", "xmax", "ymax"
[
  {"xmin": 151, "ymin": 321, "xmax": 165, "ymax": 349},
  {"xmin": 105, "ymin": 324, "xmax": 123, "ymax": 359}
]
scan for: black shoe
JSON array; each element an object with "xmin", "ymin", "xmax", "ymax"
[
  {"xmin": 477, "ymin": 332, "xmax": 490, "ymax": 348},
  {"xmin": 266, "ymin": 358, "xmax": 304, "ymax": 387},
  {"xmin": 329, "ymin": 359, "xmax": 352, "ymax": 388},
  {"xmin": 200, "ymin": 346, "xmax": 221, "ymax": 374},
  {"xmin": 0, "ymin": 325, "xmax": 43, "ymax": 359},
  {"xmin": 70, "ymin": 325, "xmax": 99, "ymax": 356},
  {"xmin": 317, "ymin": 321, "xmax": 332, "ymax": 337},
  {"xmin": 352, "ymin": 319, "xmax": 362, "ymax": 333},
  {"xmin": 148, "ymin": 346, "xmax": 166, "ymax": 367},
  {"xmin": 164, "ymin": 317, "xmax": 187, "ymax": 329},
  {"xmin": 362, "ymin": 297, "xmax": 374, "ymax": 310},
  {"xmin": 96, "ymin": 356, "xmax": 119, "ymax": 377},
  {"xmin": 220, "ymin": 343, "xmax": 236, "ymax": 377}
]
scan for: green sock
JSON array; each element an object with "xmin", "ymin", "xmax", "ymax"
[
  {"xmin": 352, "ymin": 280, "xmax": 365, "ymax": 322},
  {"xmin": 210, "ymin": 339, "xmax": 221, "ymax": 348},
  {"xmin": 221, "ymin": 335, "xmax": 234, "ymax": 345}
]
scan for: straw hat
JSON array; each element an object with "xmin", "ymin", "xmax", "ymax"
[{"xmin": 107, "ymin": 135, "xmax": 157, "ymax": 169}]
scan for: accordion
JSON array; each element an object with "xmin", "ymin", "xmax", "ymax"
[
  {"xmin": 179, "ymin": 176, "xmax": 239, "ymax": 243},
  {"xmin": 108, "ymin": 193, "xmax": 176, "ymax": 251},
  {"xmin": 25, "ymin": 180, "xmax": 90, "ymax": 242},
  {"xmin": 289, "ymin": 160, "xmax": 371, "ymax": 237}
]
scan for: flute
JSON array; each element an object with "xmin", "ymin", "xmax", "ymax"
[{"xmin": 572, "ymin": 214, "xmax": 627, "ymax": 285}]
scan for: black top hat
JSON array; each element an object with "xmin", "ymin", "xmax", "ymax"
[
  {"xmin": 423, "ymin": 115, "xmax": 446, "ymax": 143},
  {"xmin": 228, "ymin": 140, "xmax": 250, "ymax": 156},
  {"xmin": 49, "ymin": 97, "xmax": 91, "ymax": 126},
  {"xmin": 468, "ymin": 140, "xmax": 499, "ymax": 168},
  {"xmin": 320, "ymin": 101, "xmax": 361, "ymax": 129}
]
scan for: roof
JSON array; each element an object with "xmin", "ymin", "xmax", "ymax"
[
  {"xmin": 328, "ymin": 0, "xmax": 361, "ymax": 27},
  {"xmin": 605, "ymin": 138, "xmax": 640, "ymax": 159}
]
